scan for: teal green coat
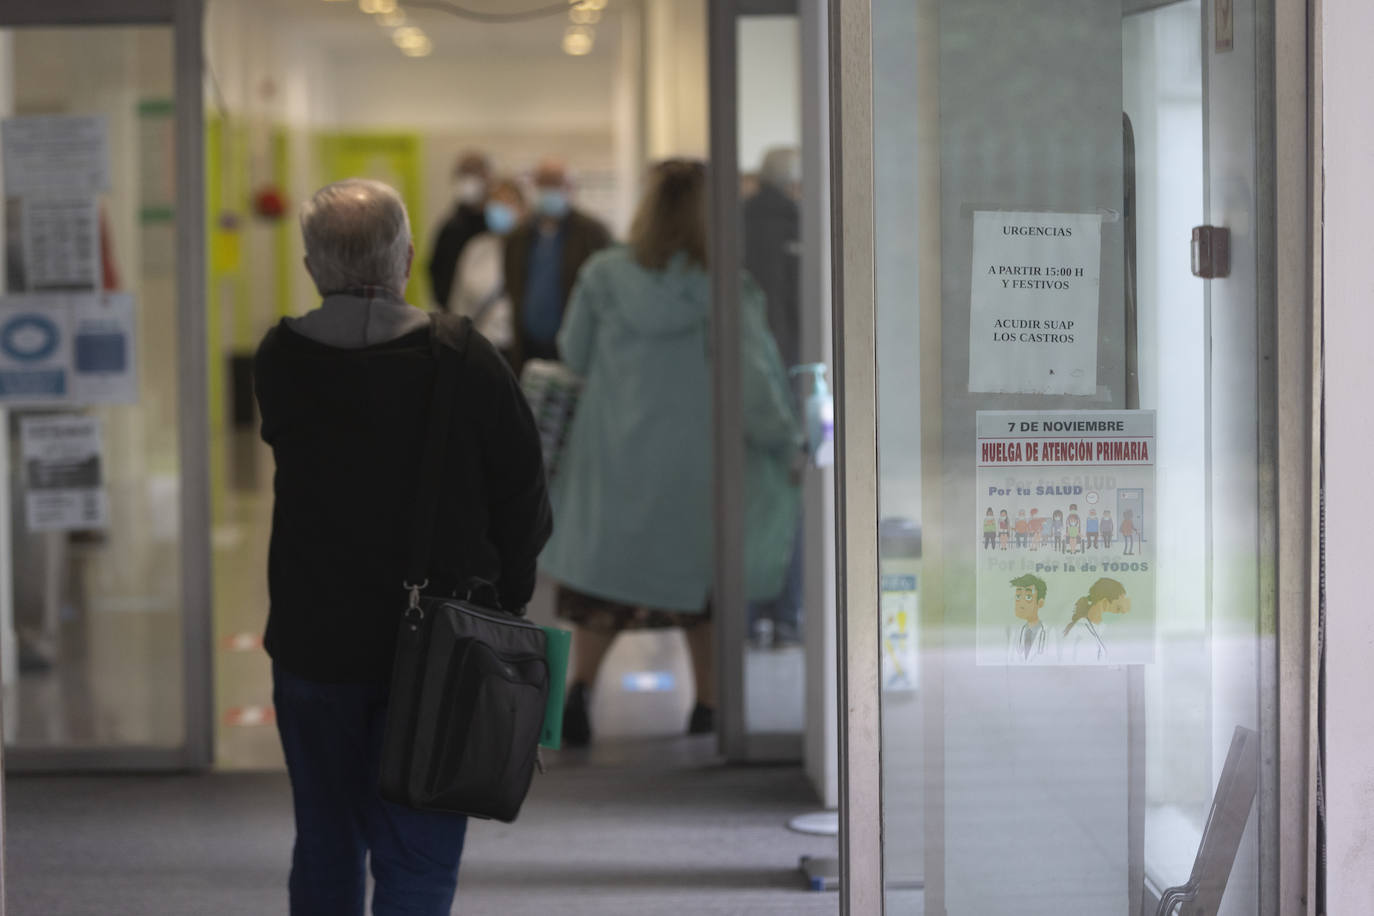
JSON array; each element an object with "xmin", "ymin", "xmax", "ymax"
[{"xmin": 539, "ymin": 247, "xmax": 801, "ymax": 613}]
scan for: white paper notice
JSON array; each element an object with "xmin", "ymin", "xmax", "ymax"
[
  {"xmin": 975, "ymin": 410, "xmax": 1155, "ymax": 666},
  {"xmin": 968, "ymin": 210, "xmax": 1103, "ymax": 396},
  {"xmin": 69, "ymin": 293, "xmax": 138, "ymax": 404},
  {"xmin": 1, "ymin": 116, "xmax": 110, "ymax": 196},
  {"xmin": 881, "ymin": 574, "xmax": 919, "ymax": 692},
  {"xmin": 0, "ymin": 293, "xmax": 137, "ymax": 405},
  {"xmin": 21, "ymin": 415, "xmax": 110, "ymax": 531},
  {"xmin": 21, "ymin": 197, "xmax": 100, "ymax": 291}
]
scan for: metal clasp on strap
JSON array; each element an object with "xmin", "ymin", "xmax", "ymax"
[{"xmin": 403, "ymin": 579, "xmax": 428, "ymax": 628}]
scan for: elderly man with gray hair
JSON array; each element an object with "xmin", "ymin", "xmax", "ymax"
[{"xmin": 253, "ymin": 178, "xmax": 552, "ymax": 915}]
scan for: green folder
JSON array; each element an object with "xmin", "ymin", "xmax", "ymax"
[{"xmin": 539, "ymin": 626, "xmax": 572, "ymax": 750}]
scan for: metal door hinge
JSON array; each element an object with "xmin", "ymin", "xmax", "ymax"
[{"xmin": 1192, "ymin": 226, "xmax": 1231, "ymax": 279}]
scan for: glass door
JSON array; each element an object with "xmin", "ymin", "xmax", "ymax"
[
  {"xmin": 0, "ymin": 2, "xmax": 210, "ymax": 770},
  {"xmin": 829, "ymin": 0, "xmax": 1306, "ymax": 910},
  {"xmin": 711, "ymin": 0, "xmax": 833, "ymax": 766}
]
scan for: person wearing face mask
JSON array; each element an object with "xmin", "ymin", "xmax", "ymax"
[
  {"xmin": 502, "ymin": 157, "xmax": 612, "ymax": 371},
  {"xmin": 447, "ymin": 177, "xmax": 526, "ymax": 357},
  {"xmin": 426, "ymin": 151, "xmax": 491, "ymax": 311}
]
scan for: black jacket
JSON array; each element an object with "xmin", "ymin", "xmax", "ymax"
[
  {"xmin": 427, "ymin": 204, "xmax": 488, "ymax": 310},
  {"xmin": 502, "ymin": 208, "xmax": 612, "ymax": 369},
  {"xmin": 254, "ymin": 315, "xmax": 552, "ymax": 684},
  {"xmin": 742, "ymin": 184, "xmax": 802, "ymax": 370}
]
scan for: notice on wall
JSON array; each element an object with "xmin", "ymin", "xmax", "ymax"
[
  {"xmin": 881, "ymin": 574, "xmax": 919, "ymax": 692},
  {"xmin": 1, "ymin": 116, "xmax": 110, "ymax": 197},
  {"xmin": 968, "ymin": 210, "xmax": 1103, "ymax": 396},
  {"xmin": 21, "ymin": 414, "xmax": 110, "ymax": 532},
  {"xmin": 21, "ymin": 197, "xmax": 101, "ymax": 291},
  {"xmin": 975, "ymin": 410, "xmax": 1155, "ymax": 666},
  {"xmin": 0, "ymin": 294, "xmax": 137, "ymax": 405}
]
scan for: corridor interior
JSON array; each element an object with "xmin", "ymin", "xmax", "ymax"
[{"xmin": 1, "ymin": 1, "xmax": 842, "ymax": 912}]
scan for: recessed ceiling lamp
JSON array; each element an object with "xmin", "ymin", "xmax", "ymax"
[
  {"xmin": 359, "ymin": 0, "xmax": 380, "ymax": 12},
  {"xmin": 375, "ymin": 0, "xmax": 398, "ymax": 12},
  {"xmin": 569, "ymin": 6, "xmax": 600, "ymax": 25},
  {"xmin": 393, "ymin": 25, "xmax": 432, "ymax": 56},
  {"xmin": 579, "ymin": 0, "xmax": 608, "ymax": 10},
  {"xmin": 563, "ymin": 25, "xmax": 594, "ymax": 56}
]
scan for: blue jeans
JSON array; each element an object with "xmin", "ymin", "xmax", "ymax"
[{"xmin": 273, "ymin": 663, "xmax": 468, "ymax": 916}]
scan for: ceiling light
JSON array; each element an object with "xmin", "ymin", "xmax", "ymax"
[
  {"xmin": 569, "ymin": 6, "xmax": 601, "ymax": 25},
  {"xmin": 374, "ymin": 0, "xmax": 397, "ymax": 12},
  {"xmin": 578, "ymin": 0, "xmax": 608, "ymax": 10},
  {"xmin": 376, "ymin": 9, "xmax": 406, "ymax": 26},
  {"xmin": 359, "ymin": 0, "xmax": 380, "ymax": 13},
  {"xmin": 402, "ymin": 38, "xmax": 432, "ymax": 57},
  {"xmin": 393, "ymin": 26, "xmax": 427, "ymax": 49},
  {"xmin": 562, "ymin": 25, "xmax": 594, "ymax": 56}
]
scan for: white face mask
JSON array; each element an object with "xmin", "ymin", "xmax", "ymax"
[{"xmin": 456, "ymin": 175, "xmax": 486, "ymax": 205}]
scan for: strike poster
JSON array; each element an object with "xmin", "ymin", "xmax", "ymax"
[
  {"xmin": 21, "ymin": 414, "xmax": 109, "ymax": 531},
  {"xmin": 975, "ymin": 410, "xmax": 1155, "ymax": 666},
  {"xmin": 968, "ymin": 210, "xmax": 1102, "ymax": 396}
]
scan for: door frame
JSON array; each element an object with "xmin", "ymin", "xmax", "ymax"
[
  {"xmin": 0, "ymin": 0, "xmax": 212, "ymax": 773},
  {"xmin": 826, "ymin": 0, "xmax": 1319, "ymax": 913}
]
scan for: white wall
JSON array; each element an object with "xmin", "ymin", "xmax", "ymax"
[
  {"xmin": 1323, "ymin": 0, "xmax": 1374, "ymax": 911},
  {"xmin": 738, "ymin": 17, "xmax": 801, "ymax": 174}
]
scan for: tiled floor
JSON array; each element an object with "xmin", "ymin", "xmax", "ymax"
[{"xmin": 6, "ymin": 735, "xmax": 847, "ymax": 916}]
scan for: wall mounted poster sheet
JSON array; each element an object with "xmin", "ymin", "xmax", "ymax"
[
  {"xmin": 0, "ymin": 294, "xmax": 137, "ymax": 404},
  {"xmin": 976, "ymin": 410, "xmax": 1155, "ymax": 666},
  {"xmin": 21, "ymin": 414, "xmax": 109, "ymax": 531},
  {"xmin": 968, "ymin": 210, "xmax": 1103, "ymax": 396}
]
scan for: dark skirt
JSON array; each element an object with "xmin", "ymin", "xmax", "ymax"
[{"xmin": 555, "ymin": 585, "xmax": 711, "ymax": 635}]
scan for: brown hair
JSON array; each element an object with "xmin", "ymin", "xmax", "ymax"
[
  {"xmin": 1063, "ymin": 577, "xmax": 1127, "ymax": 636},
  {"xmin": 628, "ymin": 159, "xmax": 708, "ymax": 271}
]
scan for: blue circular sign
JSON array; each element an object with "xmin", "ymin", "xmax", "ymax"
[{"xmin": 1, "ymin": 315, "xmax": 60, "ymax": 362}]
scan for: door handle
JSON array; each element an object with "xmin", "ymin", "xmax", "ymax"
[{"xmin": 1191, "ymin": 226, "xmax": 1230, "ymax": 278}]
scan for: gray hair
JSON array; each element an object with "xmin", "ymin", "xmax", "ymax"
[
  {"xmin": 300, "ymin": 179, "xmax": 412, "ymax": 295},
  {"xmin": 759, "ymin": 146, "xmax": 801, "ymax": 191}
]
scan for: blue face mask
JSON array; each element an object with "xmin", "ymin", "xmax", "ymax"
[
  {"xmin": 485, "ymin": 202, "xmax": 518, "ymax": 235},
  {"xmin": 536, "ymin": 189, "xmax": 570, "ymax": 219}
]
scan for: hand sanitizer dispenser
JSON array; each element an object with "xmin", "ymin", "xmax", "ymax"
[{"xmin": 790, "ymin": 363, "xmax": 834, "ymax": 469}]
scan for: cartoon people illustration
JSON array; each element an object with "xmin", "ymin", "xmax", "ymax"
[
  {"xmin": 1014, "ymin": 509, "xmax": 1029, "ymax": 549},
  {"xmin": 999, "ymin": 509, "xmax": 1010, "ymax": 550},
  {"xmin": 1008, "ymin": 573, "xmax": 1049, "ymax": 663},
  {"xmin": 1051, "ymin": 509, "xmax": 1064, "ymax": 552},
  {"xmin": 1065, "ymin": 504, "xmax": 1081, "ymax": 553},
  {"xmin": 1028, "ymin": 508, "xmax": 1044, "ymax": 551},
  {"xmin": 1120, "ymin": 509, "xmax": 1136, "ymax": 555},
  {"xmin": 984, "ymin": 507, "xmax": 997, "ymax": 550},
  {"xmin": 1061, "ymin": 577, "xmax": 1131, "ymax": 663},
  {"xmin": 1100, "ymin": 510, "xmax": 1114, "ymax": 549},
  {"xmin": 1086, "ymin": 509, "xmax": 1100, "ymax": 549}
]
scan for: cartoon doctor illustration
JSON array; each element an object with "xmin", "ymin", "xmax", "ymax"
[{"xmin": 1007, "ymin": 573, "xmax": 1049, "ymax": 663}]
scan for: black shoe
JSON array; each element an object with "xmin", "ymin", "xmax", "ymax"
[
  {"xmin": 687, "ymin": 702, "xmax": 715, "ymax": 736},
  {"xmin": 562, "ymin": 682, "xmax": 592, "ymax": 748}
]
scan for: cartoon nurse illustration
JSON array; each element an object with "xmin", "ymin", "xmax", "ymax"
[
  {"xmin": 984, "ymin": 508, "xmax": 997, "ymax": 549},
  {"xmin": 1065, "ymin": 504, "xmax": 1082, "ymax": 553},
  {"xmin": 1061, "ymin": 577, "xmax": 1132, "ymax": 663},
  {"xmin": 999, "ymin": 509, "xmax": 1010, "ymax": 550},
  {"xmin": 1051, "ymin": 509, "xmax": 1065, "ymax": 552}
]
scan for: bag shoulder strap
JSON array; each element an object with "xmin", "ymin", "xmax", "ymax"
[{"xmin": 404, "ymin": 312, "xmax": 474, "ymax": 593}]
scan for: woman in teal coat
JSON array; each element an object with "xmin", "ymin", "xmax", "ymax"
[{"xmin": 540, "ymin": 159, "xmax": 801, "ymax": 745}]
